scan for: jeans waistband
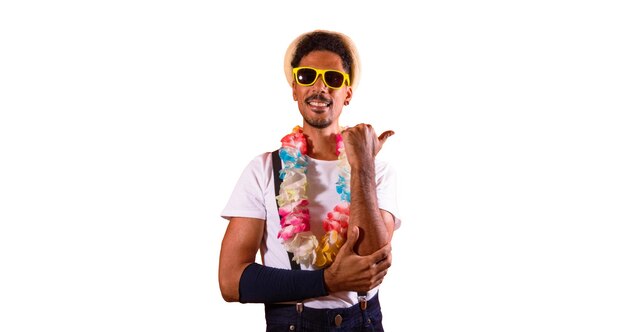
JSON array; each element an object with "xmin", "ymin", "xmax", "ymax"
[{"xmin": 264, "ymin": 293, "xmax": 382, "ymax": 330}]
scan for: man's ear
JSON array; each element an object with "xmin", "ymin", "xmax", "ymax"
[
  {"xmin": 292, "ymin": 81, "xmax": 297, "ymax": 101},
  {"xmin": 344, "ymin": 86, "xmax": 353, "ymax": 104}
]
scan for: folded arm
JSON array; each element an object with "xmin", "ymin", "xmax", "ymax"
[{"xmin": 218, "ymin": 216, "xmax": 391, "ymax": 303}]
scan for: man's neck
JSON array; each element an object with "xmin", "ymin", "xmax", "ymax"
[{"xmin": 303, "ymin": 125, "xmax": 340, "ymax": 161}]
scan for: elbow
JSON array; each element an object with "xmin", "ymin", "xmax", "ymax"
[
  {"xmin": 218, "ymin": 273, "xmax": 240, "ymax": 303},
  {"xmin": 221, "ymin": 291, "xmax": 238, "ymax": 303}
]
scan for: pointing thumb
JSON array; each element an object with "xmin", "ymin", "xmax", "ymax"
[{"xmin": 378, "ymin": 130, "xmax": 395, "ymax": 145}]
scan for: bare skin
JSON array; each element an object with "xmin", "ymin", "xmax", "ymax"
[
  {"xmin": 342, "ymin": 124, "xmax": 395, "ymax": 255},
  {"xmin": 218, "ymin": 50, "xmax": 396, "ymax": 302}
]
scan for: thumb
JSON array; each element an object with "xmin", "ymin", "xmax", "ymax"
[
  {"xmin": 343, "ymin": 226, "xmax": 360, "ymax": 253},
  {"xmin": 378, "ymin": 130, "xmax": 395, "ymax": 146}
]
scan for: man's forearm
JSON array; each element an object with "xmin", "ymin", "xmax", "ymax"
[{"xmin": 349, "ymin": 162, "xmax": 389, "ymax": 255}]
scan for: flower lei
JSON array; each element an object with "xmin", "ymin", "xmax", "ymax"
[{"xmin": 276, "ymin": 126, "xmax": 351, "ymax": 268}]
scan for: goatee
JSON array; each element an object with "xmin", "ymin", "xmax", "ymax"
[{"xmin": 304, "ymin": 117, "xmax": 332, "ymax": 129}]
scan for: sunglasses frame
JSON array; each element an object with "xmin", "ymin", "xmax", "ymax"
[{"xmin": 292, "ymin": 67, "xmax": 351, "ymax": 89}]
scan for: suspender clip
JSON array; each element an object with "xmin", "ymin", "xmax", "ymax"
[{"xmin": 358, "ymin": 295, "xmax": 368, "ymax": 310}]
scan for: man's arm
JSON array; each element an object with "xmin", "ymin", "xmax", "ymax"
[
  {"xmin": 218, "ymin": 216, "xmax": 264, "ymax": 302},
  {"xmin": 218, "ymin": 217, "xmax": 392, "ymax": 303},
  {"xmin": 342, "ymin": 124, "xmax": 395, "ymax": 255}
]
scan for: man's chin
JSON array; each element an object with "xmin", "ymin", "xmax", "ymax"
[{"xmin": 304, "ymin": 118, "xmax": 332, "ymax": 129}]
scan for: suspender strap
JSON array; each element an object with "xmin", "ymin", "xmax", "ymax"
[
  {"xmin": 271, "ymin": 150, "xmax": 282, "ymax": 202},
  {"xmin": 272, "ymin": 149, "xmax": 301, "ymax": 271}
]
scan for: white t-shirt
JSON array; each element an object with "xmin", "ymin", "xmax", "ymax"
[{"xmin": 221, "ymin": 151, "xmax": 401, "ymax": 309}]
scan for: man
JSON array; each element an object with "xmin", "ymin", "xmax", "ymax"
[{"xmin": 219, "ymin": 29, "xmax": 401, "ymax": 331}]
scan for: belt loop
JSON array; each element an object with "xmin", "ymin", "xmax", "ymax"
[{"xmin": 296, "ymin": 302, "xmax": 303, "ymax": 313}]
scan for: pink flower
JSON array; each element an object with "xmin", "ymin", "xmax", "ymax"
[
  {"xmin": 322, "ymin": 204, "xmax": 350, "ymax": 235},
  {"xmin": 335, "ymin": 133, "xmax": 344, "ymax": 156},
  {"xmin": 281, "ymin": 128, "xmax": 307, "ymax": 155}
]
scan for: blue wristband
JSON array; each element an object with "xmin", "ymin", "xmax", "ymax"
[{"xmin": 238, "ymin": 263, "xmax": 328, "ymax": 303}]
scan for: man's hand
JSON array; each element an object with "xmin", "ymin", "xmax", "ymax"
[
  {"xmin": 341, "ymin": 123, "xmax": 394, "ymax": 168},
  {"xmin": 323, "ymin": 226, "xmax": 392, "ymax": 293}
]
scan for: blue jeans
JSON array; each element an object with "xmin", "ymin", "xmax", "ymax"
[{"xmin": 264, "ymin": 293, "xmax": 384, "ymax": 331}]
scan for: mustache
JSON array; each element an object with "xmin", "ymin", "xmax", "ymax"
[{"xmin": 305, "ymin": 93, "xmax": 332, "ymax": 104}]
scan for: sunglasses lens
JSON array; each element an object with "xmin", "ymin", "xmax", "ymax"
[
  {"xmin": 324, "ymin": 71, "xmax": 345, "ymax": 88},
  {"xmin": 296, "ymin": 68, "xmax": 317, "ymax": 85}
]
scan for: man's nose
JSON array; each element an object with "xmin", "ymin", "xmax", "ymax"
[{"xmin": 312, "ymin": 74, "xmax": 329, "ymax": 91}]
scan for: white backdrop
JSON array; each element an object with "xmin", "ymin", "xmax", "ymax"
[{"xmin": 1, "ymin": 1, "xmax": 625, "ymax": 331}]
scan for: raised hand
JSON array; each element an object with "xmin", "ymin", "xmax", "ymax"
[{"xmin": 341, "ymin": 123, "xmax": 394, "ymax": 168}]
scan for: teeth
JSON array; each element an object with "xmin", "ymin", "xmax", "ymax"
[{"xmin": 310, "ymin": 101, "xmax": 328, "ymax": 107}]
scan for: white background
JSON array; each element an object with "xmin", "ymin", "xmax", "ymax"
[{"xmin": 1, "ymin": 1, "xmax": 625, "ymax": 331}]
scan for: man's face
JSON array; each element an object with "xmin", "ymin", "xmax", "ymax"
[{"xmin": 292, "ymin": 50, "xmax": 352, "ymax": 130}]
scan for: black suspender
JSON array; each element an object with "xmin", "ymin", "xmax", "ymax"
[
  {"xmin": 271, "ymin": 150, "xmax": 283, "ymax": 203},
  {"xmin": 271, "ymin": 149, "xmax": 301, "ymax": 271}
]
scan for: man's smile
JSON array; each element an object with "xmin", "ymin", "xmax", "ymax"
[{"xmin": 306, "ymin": 95, "xmax": 332, "ymax": 111}]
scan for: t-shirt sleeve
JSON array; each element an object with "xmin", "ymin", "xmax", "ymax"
[
  {"xmin": 221, "ymin": 154, "xmax": 269, "ymax": 221},
  {"xmin": 376, "ymin": 160, "xmax": 402, "ymax": 230}
]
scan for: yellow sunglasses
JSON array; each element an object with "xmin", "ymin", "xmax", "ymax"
[{"xmin": 293, "ymin": 67, "xmax": 351, "ymax": 89}]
